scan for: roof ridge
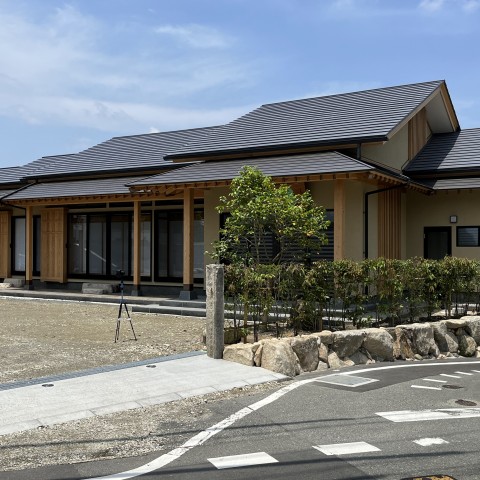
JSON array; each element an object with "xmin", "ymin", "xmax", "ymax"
[{"xmin": 255, "ymin": 80, "xmax": 444, "ymax": 110}]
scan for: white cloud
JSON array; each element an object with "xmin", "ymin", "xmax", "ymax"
[
  {"xmin": 419, "ymin": 0, "xmax": 446, "ymax": 12},
  {"xmin": 154, "ymin": 24, "xmax": 232, "ymax": 49},
  {"xmin": 0, "ymin": 4, "xmax": 254, "ymax": 134},
  {"xmin": 463, "ymin": 0, "xmax": 480, "ymax": 11}
]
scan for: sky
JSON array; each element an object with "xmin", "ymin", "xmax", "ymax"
[{"xmin": 1, "ymin": 0, "xmax": 480, "ymax": 169}]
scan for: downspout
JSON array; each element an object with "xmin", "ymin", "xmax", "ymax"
[{"xmin": 364, "ymin": 182, "xmax": 408, "ymax": 259}]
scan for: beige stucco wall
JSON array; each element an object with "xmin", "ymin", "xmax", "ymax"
[
  {"xmin": 362, "ymin": 123, "xmax": 409, "ymax": 171},
  {"xmin": 310, "ymin": 179, "xmax": 382, "ymax": 260},
  {"xmin": 406, "ymin": 189, "xmax": 480, "ymax": 259}
]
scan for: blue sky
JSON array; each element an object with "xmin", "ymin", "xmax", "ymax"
[{"xmin": 1, "ymin": 0, "xmax": 480, "ymax": 168}]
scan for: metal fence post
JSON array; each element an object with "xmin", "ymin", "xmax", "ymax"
[{"xmin": 206, "ymin": 264, "xmax": 224, "ymax": 359}]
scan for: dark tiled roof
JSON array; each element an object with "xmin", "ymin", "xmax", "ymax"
[
  {"xmin": 23, "ymin": 127, "xmax": 219, "ymax": 180},
  {"xmin": 405, "ymin": 128, "xmax": 480, "ymax": 175},
  {"xmin": 165, "ymin": 81, "xmax": 445, "ymax": 160},
  {"xmin": 424, "ymin": 177, "xmax": 480, "ymax": 190},
  {"xmin": 4, "ymin": 176, "xmax": 148, "ymax": 201},
  {"xmin": 0, "ymin": 166, "xmax": 26, "ymax": 184},
  {"xmin": 129, "ymin": 151, "xmax": 374, "ymax": 187}
]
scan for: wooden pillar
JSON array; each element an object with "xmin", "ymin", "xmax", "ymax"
[
  {"xmin": 25, "ymin": 206, "xmax": 34, "ymax": 289},
  {"xmin": 180, "ymin": 188, "xmax": 196, "ymax": 300},
  {"xmin": 334, "ymin": 179, "xmax": 345, "ymax": 260},
  {"xmin": 132, "ymin": 200, "xmax": 142, "ymax": 296}
]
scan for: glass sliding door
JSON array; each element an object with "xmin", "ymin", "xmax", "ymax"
[
  {"xmin": 110, "ymin": 214, "xmax": 131, "ymax": 275},
  {"xmin": 155, "ymin": 210, "xmax": 204, "ymax": 281},
  {"xmin": 13, "ymin": 217, "xmax": 25, "ymax": 273},
  {"xmin": 89, "ymin": 215, "xmax": 107, "ymax": 275},
  {"xmin": 141, "ymin": 214, "xmax": 151, "ymax": 277}
]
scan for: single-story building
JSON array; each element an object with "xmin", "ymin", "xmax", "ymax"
[{"xmin": 0, "ymin": 79, "xmax": 478, "ymax": 297}]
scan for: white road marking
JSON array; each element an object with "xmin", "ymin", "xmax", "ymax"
[
  {"xmin": 208, "ymin": 452, "xmax": 278, "ymax": 469},
  {"xmin": 471, "ymin": 370, "xmax": 480, "ymax": 373},
  {"xmin": 377, "ymin": 407, "xmax": 480, "ymax": 422},
  {"xmin": 423, "ymin": 379, "xmax": 447, "ymax": 383},
  {"xmin": 81, "ymin": 360, "xmax": 480, "ymax": 480},
  {"xmin": 82, "ymin": 376, "xmax": 319, "ymax": 479},
  {"xmin": 413, "ymin": 437, "xmax": 449, "ymax": 446},
  {"xmin": 440, "ymin": 374, "xmax": 461, "ymax": 378},
  {"xmin": 313, "ymin": 441, "xmax": 380, "ymax": 456},
  {"xmin": 411, "ymin": 385, "xmax": 442, "ymax": 390},
  {"xmin": 455, "ymin": 371, "xmax": 473, "ymax": 375}
]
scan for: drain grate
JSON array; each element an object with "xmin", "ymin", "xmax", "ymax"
[
  {"xmin": 315, "ymin": 374, "xmax": 379, "ymax": 388},
  {"xmin": 41, "ymin": 384, "xmax": 54, "ymax": 387},
  {"xmin": 455, "ymin": 399, "xmax": 477, "ymax": 406},
  {"xmin": 442, "ymin": 384, "xmax": 463, "ymax": 389}
]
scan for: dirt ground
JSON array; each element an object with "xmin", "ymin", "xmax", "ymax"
[{"xmin": 0, "ymin": 296, "xmax": 285, "ymax": 473}]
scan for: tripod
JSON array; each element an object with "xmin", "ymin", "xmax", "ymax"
[{"xmin": 114, "ymin": 278, "xmax": 137, "ymax": 343}]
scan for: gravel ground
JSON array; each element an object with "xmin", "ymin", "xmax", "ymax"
[{"xmin": 0, "ymin": 296, "xmax": 287, "ymax": 473}]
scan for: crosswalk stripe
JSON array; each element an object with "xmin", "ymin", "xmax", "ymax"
[
  {"xmin": 440, "ymin": 374, "xmax": 461, "ymax": 378},
  {"xmin": 377, "ymin": 407, "xmax": 480, "ymax": 422},
  {"xmin": 472, "ymin": 370, "xmax": 480, "ymax": 373},
  {"xmin": 208, "ymin": 452, "xmax": 278, "ymax": 469},
  {"xmin": 424, "ymin": 379, "xmax": 447, "ymax": 383},
  {"xmin": 455, "ymin": 371, "xmax": 473, "ymax": 375},
  {"xmin": 413, "ymin": 437, "xmax": 449, "ymax": 446},
  {"xmin": 313, "ymin": 441, "xmax": 380, "ymax": 456},
  {"xmin": 411, "ymin": 385, "xmax": 442, "ymax": 390}
]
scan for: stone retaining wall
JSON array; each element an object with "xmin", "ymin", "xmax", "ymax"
[{"xmin": 223, "ymin": 316, "xmax": 480, "ymax": 377}]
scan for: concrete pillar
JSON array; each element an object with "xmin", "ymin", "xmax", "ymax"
[{"xmin": 206, "ymin": 264, "xmax": 224, "ymax": 359}]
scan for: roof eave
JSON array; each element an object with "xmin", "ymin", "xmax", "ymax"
[{"xmin": 165, "ymin": 136, "xmax": 388, "ymax": 162}]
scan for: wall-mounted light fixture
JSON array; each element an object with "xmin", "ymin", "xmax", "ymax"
[{"xmin": 450, "ymin": 215, "xmax": 458, "ymax": 224}]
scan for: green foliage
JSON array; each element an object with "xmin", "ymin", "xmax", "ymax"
[
  {"xmin": 332, "ymin": 259, "xmax": 369, "ymax": 329},
  {"xmin": 212, "ymin": 166, "xmax": 330, "ymax": 266}
]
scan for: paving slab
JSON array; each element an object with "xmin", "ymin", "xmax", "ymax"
[{"xmin": 0, "ymin": 352, "xmax": 288, "ymax": 436}]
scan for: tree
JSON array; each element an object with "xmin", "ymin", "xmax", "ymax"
[{"xmin": 212, "ymin": 166, "xmax": 330, "ymax": 266}]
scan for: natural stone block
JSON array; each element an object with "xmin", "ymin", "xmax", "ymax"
[
  {"xmin": 318, "ymin": 343, "xmax": 329, "ymax": 364},
  {"xmin": 223, "ymin": 343, "xmax": 255, "ymax": 366},
  {"xmin": 458, "ymin": 334, "xmax": 477, "ymax": 357},
  {"xmin": 290, "ymin": 337, "xmax": 319, "ymax": 372},
  {"xmin": 327, "ymin": 351, "xmax": 343, "ymax": 369},
  {"xmin": 317, "ymin": 330, "xmax": 333, "ymax": 345},
  {"xmin": 363, "ymin": 328, "xmax": 394, "ymax": 361},
  {"xmin": 393, "ymin": 327, "xmax": 415, "ymax": 360},
  {"xmin": 397, "ymin": 323, "xmax": 436, "ymax": 356},
  {"xmin": 349, "ymin": 350, "xmax": 370, "ymax": 365},
  {"xmin": 463, "ymin": 317, "xmax": 480, "ymax": 344},
  {"xmin": 332, "ymin": 330, "xmax": 365, "ymax": 358},
  {"xmin": 316, "ymin": 360, "xmax": 329, "ymax": 371},
  {"xmin": 443, "ymin": 319, "xmax": 468, "ymax": 329},
  {"xmin": 261, "ymin": 340, "xmax": 298, "ymax": 377}
]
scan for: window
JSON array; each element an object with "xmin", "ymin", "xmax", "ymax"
[{"xmin": 457, "ymin": 227, "xmax": 480, "ymax": 247}]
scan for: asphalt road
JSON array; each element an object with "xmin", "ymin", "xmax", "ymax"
[{"xmin": 6, "ymin": 359, "xmax": 480, "ymax": 480}]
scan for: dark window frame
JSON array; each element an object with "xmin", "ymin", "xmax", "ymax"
[
  {"xmin": 456, "ymin": 226, "xmax": 480, "ymax": 247},
  {"xmin": 68, "ymin": 212, "xmax": 152, "ymax": 281}
]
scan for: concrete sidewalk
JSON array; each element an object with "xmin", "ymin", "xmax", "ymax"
[{"xmin": 0, "ymin": 352, "xmax": 287, "ymax": 436}]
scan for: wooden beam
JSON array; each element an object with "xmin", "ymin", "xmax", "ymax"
[
  {"xmin": 334, "ymin": 179, "xmax": 345, "ymax": 260},
  {"xmin": 132, "ymin": 200, "xmax": 141, "ymax": 295}
]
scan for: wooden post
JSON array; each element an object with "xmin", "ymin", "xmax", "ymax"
[
  {"xmin": 25, "ymin": 206, "xmax": 34, "ymax": 289},
  {"xmin": 132, "ymin": 200, "xmax": 142, "ymax": 296},
  {"xmin": 180, "ymin": 188, "xmax": 196, "ymax": 300},
  {"xmin": 334, "ymin": 179, "xmax": 345, "ymax": 260}
]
